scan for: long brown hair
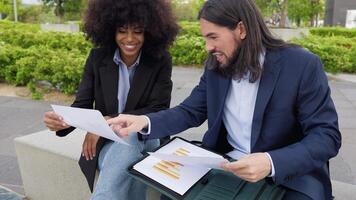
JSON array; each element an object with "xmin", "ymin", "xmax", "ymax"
[{"xmin": 198, "ymin": 0, "xmax": 289, "ymax": 82}]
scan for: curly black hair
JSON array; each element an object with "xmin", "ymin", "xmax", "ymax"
[{"xmin": 84, "ymin": 0, "xmax": 179, "ymax": 58}]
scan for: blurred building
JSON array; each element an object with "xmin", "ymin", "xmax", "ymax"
[{"xmin": 325, "ymin": 0, "xmax": 356, "ymax": 28}]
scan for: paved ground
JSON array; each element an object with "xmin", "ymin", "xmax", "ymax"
[
  {"xmin": 0, "ymin": 67, "xmax": 356, "ymax": 199},
  {"xmin": 0, "ymin": 185, "xmax": 22, "ymax": 200}
]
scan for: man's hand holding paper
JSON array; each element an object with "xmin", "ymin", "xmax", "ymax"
[
  {"xmin": 221, "ymin": 153, "xmax": 272, "ymax": 183},
  {"xmin": 148, "ymin": 152, "xmax": 229, "ymax": 169}
]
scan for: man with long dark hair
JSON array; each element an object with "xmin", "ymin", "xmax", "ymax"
[{"xmin": 108, "ymin": 0, "xmax": 341, "ymax": 199}]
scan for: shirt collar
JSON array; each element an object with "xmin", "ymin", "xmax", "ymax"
[{"xmin": 113, "ymin": 48, "xmax": 141, "ymax": 68}]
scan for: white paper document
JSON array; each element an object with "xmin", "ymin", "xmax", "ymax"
[
  {"xmin": 148, "ymin": 152, "xmax": 228, "ymax": 169},
  {"xmin": 133, "ymin": 138, "xmax": 227, "ymax": 195},
  {"xmin": 51, "ymin": 105, "xmax": 129, "ymax": 145}
]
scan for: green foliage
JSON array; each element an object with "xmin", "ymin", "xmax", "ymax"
[
  {"xmin": 170, "ymin": 35, "xmax": 207, "ymax": 66},
  {"xmin": 0, "ymin": 21, "xmax": 89, "ymax": 96},
  {"xmin": 178, "ymin": 21, "xmax": 201, "ymax": 36},
  {"xmin": 41, "ymin": 0, "xmax": 87, "ymax": 22},
  {"xmin": 0, "ymin": 0, "xmax": 12, "ymax": 15},
  {"xmin": 288, "ymin": 0, "xmax": 310, "ymax": 26},
  {"xmin": 171, "ymin": 0, "xmax": 204, "ymax": 21},
  {"xmin": 0, "ymin": 43, "xmax": 87, "ymax": 94},
  {"xmin": 350, "ymin": 46, "xmax": 356, "ymax": 72},
  {"xmin": 2, "ymin": 20, "xmax": 356, "ymax": 99},
  {"xmin": 255, "ymin": 0, "xmax": 288, "ymax": 27},
  {"xmin": 310, "ymin": 27, "xmax": 356, "ymax": 38},
  {"xmin": 0, "ymin": 20, "xmax": 40, "ymax": 31},
  {"xmin": 18, "ymin": 5, "xmax": 43, "ymax": 23},
  {"xmin": 298, "ymin": 27, "xmax": 356, "ymax": 73},
  {"xmin": 27, "ymin": 81, "xmax": 43, "ymax": 100},
  {"xmin": 171, "ymin": 21, "xmax": 207, "ymax": 66},
  {"xmin": 256, "ymin": 0, "xmax": 324, "ymax": 27},
  {"xmin": 0, "ymin": 0, "xmax": 42, "ymax": 23},
  {"xmin": 0, "ymin": 21, "xmax": 208, "ymax": 98},
  {"xmin": 0, "ymin": 23, "xmax": 91, "ymax": 53},
  {"xmin": 293, "ymin": 35, "xmax": 356, "ymax": 73}
]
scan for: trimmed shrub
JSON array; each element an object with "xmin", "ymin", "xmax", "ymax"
[
  {"xmin": 178, "ymin": 21, "xmax": 201, "ymax": 37},
  {"xmin": 0, "ymin": 43, "xmax": 86, "ymax": 94},
  {"xmin": 170, "ymin": 35, "xmax": 207, "ymax": 66},
  {"xmin": 0, "ymin": 21, "xmax": 90, "ymax": 95},
  {"xmin": 3, "ymin": 21, "xmax": 355, "ymax": 98},
  {"xmin": 310, "ymin": 27, "xmax": 356, "ymax": 38},
  {"xmin": 293, "ymin": 35, "xmax": 356, "ymax": 73}
]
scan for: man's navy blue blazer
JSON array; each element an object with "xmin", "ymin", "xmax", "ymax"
[{"xmin": 146, "ymin": 47, "xmax": 341, "ymax": 200}]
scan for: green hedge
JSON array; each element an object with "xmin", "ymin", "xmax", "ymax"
[
  {"xmin": 0, "ymin": 20, "xmax": 40, "ymax": 32},
  {"xmin": 0, "ymin": 27, "xmax": 91, "ymax": 54},
  {"xmin": 0, "ymin": 21, "xmax": 207, "ymax": 97},
  {"xmin": 170, "ymin": 35, "xmax": 207, "ymax": 66},
  {"xmin": 0, "ymin": 43, "xmax": 86, "ymax": 94},
  {"xmin": 293, "ymin": 34, "xmax": 356, "ymax": 73},
  {"xmin": 0, "ymin": 21, "xmax": 89, "ymax": 95},
  {"xmin": 178, "ymin": 21, "xmax": 201, "ymax": 37},
  {"xmin": 310, "ymin": 27, "xmax": 356, "ymax": 38},
  {"xmin": 1, "ymin": 21, "xmax": 356, "ymax": 98},
  {"xmin": 170, "ymin": 21, "xmax": 207, "ymax": 65}
]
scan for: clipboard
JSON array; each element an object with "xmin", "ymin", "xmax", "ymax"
[{"xmin": 127, "ymin": 137, "xmax": 285, "ymax": 200}]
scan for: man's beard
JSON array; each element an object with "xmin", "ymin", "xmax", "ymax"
[{"xmin": 206, "ymin": 46, "xmax": 241, "ymax": 79}]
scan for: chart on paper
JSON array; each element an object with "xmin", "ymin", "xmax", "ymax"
[
  {"xmin": 133, "ymin": 138, "xmax": 224, "ymax": 195},
  {"xmin": 152, "ymin": 148, "xmax": 189, "ymax": 180}
]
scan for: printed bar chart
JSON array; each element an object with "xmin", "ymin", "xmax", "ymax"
[{"xmin": 152, "ymin": 148, "xmax": 189, "ymax": 179}]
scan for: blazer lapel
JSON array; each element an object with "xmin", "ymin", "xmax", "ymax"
[
  {"xmin": 124, "ymin": 57, "xmax": 154, "ymax": 111},
  {"xmin": 251, "ymin": 50, "xmax": 282, "ymax": 150},
  {"xmin": 205, "ymin": 70, "xmax": 230, "ymax": 149},
  {"xmin": 99, "ymin": 54, "xmax": 119, "ymax": 115},
  {"xmin": 216, "ymin": 73, "xmax": 231, "ymax": 120}
]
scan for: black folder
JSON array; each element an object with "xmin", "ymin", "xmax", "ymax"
[{"xmin": 127, "ymin": 137, "xmax": 285, "ymax": 200}]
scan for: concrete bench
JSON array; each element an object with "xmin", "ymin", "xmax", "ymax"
[{"xmin": 14, "ymin": 129, "xmax": 160, "ymax": 200}]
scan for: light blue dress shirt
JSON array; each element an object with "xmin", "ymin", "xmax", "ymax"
[
  {"xmin": 113, "ymin": 49, "xmax": 141, "ymax": 113},
  {"xmin": 222, "ymin": 52, "xmax": 275, "ymax": 177},
  {"xmin": 223, "ymin": 74, "xmax": 260, "ymax": 160}
]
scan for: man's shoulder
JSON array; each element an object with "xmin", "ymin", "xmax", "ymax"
[
  {"xmin": 276, "ymin": 46, "xmax": 319, "ymax": 61},
  {"xmin": 271, "ymin": 46, "xmax": 323, "ymax": 77}
]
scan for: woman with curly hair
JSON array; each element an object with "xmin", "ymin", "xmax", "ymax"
[{"xmin": 43, "ymin": 0, "xmax": 179, "ymax": 199}]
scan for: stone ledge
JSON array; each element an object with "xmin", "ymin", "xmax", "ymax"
[
  {"xmin": 331, "ymin": 180, "xmax": 356, "ymax": 199},
  {"xmin": 14, "ymin": 129, "xmax": 91, "ymax": 200},
  {"xmin": 14, "ymin": 129, "xmax": 160, "ymax": 200}
]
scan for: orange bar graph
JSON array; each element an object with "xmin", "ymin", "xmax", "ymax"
[
  {"xmin": 152, "ymin": 147, "xmax": 191, "ymax": 179},
  {"xmin": 153, "ymin": 165, "xmax": 179, "ymax": 179}
]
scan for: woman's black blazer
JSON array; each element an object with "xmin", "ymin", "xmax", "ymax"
[{"xmin": 56, "ymin": 47, "xmax": 173, "ymax": 191}]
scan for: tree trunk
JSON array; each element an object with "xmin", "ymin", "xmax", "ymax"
[
  {"xmin": 279, "ymin": 0, "xmax": 288, "ymax": 27},
  {"xmin": 54, "ymin": 0, "xmax": 65, "ymax": 23},
  {"xmin": 310, "ymin": 0, "xmax": 319, "ymax": 27}
]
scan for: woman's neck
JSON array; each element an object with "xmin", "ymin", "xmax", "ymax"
[{"xmin": 121, "ymin": 53, "xmax": 138, "ymax": 67}]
